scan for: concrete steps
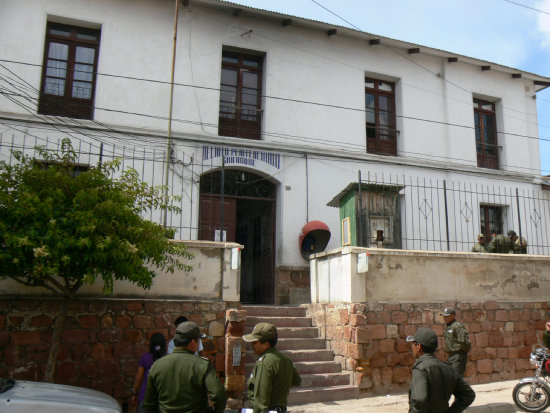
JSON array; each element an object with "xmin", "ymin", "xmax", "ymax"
[{"xmin": 243, "ymin": 305, "xmax": 359, "ymax": 406}]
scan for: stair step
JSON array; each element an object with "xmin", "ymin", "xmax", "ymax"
[
  {"xmin": 245, "ymin": 360, "xmax": 342, "ymax": 376},
  {"xmin": 299, "ymin": 372, "xmax": 351, "ymax": 388},
  {"xmin": 288, "ymin": 385, "xmax": 360, "ymax": 405},
  {"xmin": 245, "ymin": 316, "xmax": 312, "ymax": 328},
  {"xmin": 245, "ymin": 338, "xmax": 325, "ymax": 351},
  {"xmin": 243, "ymin": 305, "xmax": 307, "ymax": 317},
  {"xmin": 282, "ymin": 349, "xmax": 335, "ymax": 362},
  {"xmin": 244, "ymin": 326, "xmax": 319, "ymax": 338}
]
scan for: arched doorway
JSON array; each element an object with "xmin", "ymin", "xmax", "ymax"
[{"xmin": 199, "ymin": 169, "xmax": 276, "ymax": 304}]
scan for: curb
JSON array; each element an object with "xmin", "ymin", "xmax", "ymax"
[{"xmin": 466, "ymin": 403, "xmax": 517, "ymax": 413}]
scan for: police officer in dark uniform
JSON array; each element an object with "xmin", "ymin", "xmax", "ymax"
[
  {"xmin": 441, "ymin": 307, "xmax": 471, "ymax": 376},
  {"xmin": 407, "ymin": 327, "xmax": 475, "ymax": 413},
  {"xmin": 144, "ymin": 321, "xmax": 227, "ymax": 413},
  {"xmin": 243, "ymin": 323, "xmax": 301, "ymax": 413}
]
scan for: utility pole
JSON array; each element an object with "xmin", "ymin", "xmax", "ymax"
[{"xmin": 163, "ymin": 0, "xmax": 180, "ymax": 227}]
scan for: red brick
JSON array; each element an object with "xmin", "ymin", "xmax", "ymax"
[
  {"xmin": 90, "ymin": 343, "xmax": 106, "ymax": 360},
  {"xmin": 30, "ymin": 315, "xmax": 53, "ymax": 327},
  {"xmin": 370, "ymin": 353, "xmax": 387, "ymax": 368},
  {"xmin": 81, "ymin": 361, "xmax": 99, "ymax": 378},
  {"xmin": 495, "ymin": 310, "xmax": 509, "ymax": 322},
  {"xmin": 115, "ymin": 314, "xmax": 131, "ymax": 328},
  {"xmin": 125, "ymin": 301, "xmax": 143, "ymax": 312},
  {"xmin": 56, "ymin": 362, "xmax": 77, "ymax": 381},
  {"xmin": 392, "ymin": 366, "xmax": 411, "ymax": 383},
  {"xmin": 347, "ymin": 343, "xmax": 364, "ymax": 359},
  {"xmin": 133, "ymin": 315, "xmax": 154, "ymax": 329},
  {"xmin": 144, "ymin": 302, "xmax": 165, "ymax": 313},
  {"xmin": 392, "ymin": 311, "xmax": 408, "ymax": 324},
  {"xmin": 477, "ymin": 359, "xmax": 493, "ymax": 374},
  {"xmin": 485, "ymin": 301, "xmax": 498, "ymax": 310},
  {"xmin": 0, "ymin": 314, "xmax": 6, "ymax": 329},
  {"xmin": 377, "ymin": 311, "xmax": 391, "ymax": 324},
  {"xmin": 70, "ymin": 343, "xmax": 91, "ymax": 360},
  {"xmin": 188, "ymin": 314, "xmax": 203, "ymax": 325},
  {"xmin": 10, "ymin": 316, "xmax": 23, "ymax": 326},
  {"xmin": 154, "ymin": 313, "xmax": 172, "ymax": 328},
  {"xmin": 349, "ymin": 314, "xmax": 366, "ymax": 326},
  {"xmin": 356, "ymin": 325, "xmax": 386, "ymax": 342},
  {"xmin": 12, "ymin": 331, "xmax": 41, "ymax": 345},
  {"xmin": 62, "ymin": 330, "xmax": 88, "ymax": 343},
  {"xmin": 124, "ymin": 329, "xmax": 143, "ymax": 343},
  {"xmin": 101, "ymin": 314, "xmax": 113, "ymax": 328},
  {"xmin": 421, "ymin": 311, "xmax": 434, "ymax": 324},
  {"xmin": 379, "ymin": 339, "xmax": 395, "ymax": 353},
  {"xmin": 78, "ymin": 315, "xmax": 99, "ymax": 329},
  {"xmin": 99, "ymin": 360, "xmax": 120, "ymax": 377}
]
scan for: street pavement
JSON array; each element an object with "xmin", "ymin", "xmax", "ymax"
[{"xmin": 290, "ymin": 380, "xmax": 522, "ymax": 413}]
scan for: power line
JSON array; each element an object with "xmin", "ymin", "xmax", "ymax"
[{"xmin": 502, "ymin": 0, "xmax": 550, "ymax": 16}]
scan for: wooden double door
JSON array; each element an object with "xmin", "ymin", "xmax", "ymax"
[{"xmin": 199, "ymin": 170, "xmax": 276, "ymax": 304}]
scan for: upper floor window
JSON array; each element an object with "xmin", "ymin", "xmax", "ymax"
[
  {"xmin": 219, "ymin": 50, "xmax": 263, "ymax": 140},
  {"xmin": 365, "ymin": 78, "xmax": 397, "ymax": 156},
  {"xmin": 39, "ymin": 22, "xmax": 100, "ymax": 119},
  {"xmin": 474, "ymin": 98, "xmax": 499, "ymax": 169}
]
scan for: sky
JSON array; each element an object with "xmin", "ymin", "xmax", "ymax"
[{"xmin": 228, "ymin": 0, "xmax": 550, "ymax": 176}]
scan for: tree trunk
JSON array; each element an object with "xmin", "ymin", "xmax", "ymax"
[{"xmin": 44, "ymin": 299, "xmax": 70, "ymax": 383}]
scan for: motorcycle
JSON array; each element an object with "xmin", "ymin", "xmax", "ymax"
[{"xmin": 513, "ymin": 346, "xmax": 550, "ymax": 412}]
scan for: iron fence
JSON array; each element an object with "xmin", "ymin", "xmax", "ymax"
[{"xmin": 1, "ymin": 130, "xmax": 549, "ymax": 255}]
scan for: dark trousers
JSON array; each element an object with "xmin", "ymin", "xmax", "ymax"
[{"xmin": 447, "ymin": 351, "xmax": 468, "ymax": 376}]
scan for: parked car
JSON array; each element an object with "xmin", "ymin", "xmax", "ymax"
[{"xmin": 0, "ymin": 378, "xmax": 121, "ymax": 412}]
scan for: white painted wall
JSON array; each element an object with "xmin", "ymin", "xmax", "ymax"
[{"xmin": 1, "ymin": 0, "xmax": 549, "ymax": 270}]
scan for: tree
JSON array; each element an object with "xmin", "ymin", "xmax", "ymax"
[{"xmin": 0, "ymin": 139, "xmax": 193, "ymax": 382}]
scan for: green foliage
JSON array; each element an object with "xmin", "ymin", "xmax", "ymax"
[{"xmin": 0, "ymin": 139, "xmax": 192, "ymax": 298}]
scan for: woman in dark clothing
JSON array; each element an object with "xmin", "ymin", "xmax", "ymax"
[{"xmin": 131, "ymin": 333, "xmax": 166, "ymax": 413}]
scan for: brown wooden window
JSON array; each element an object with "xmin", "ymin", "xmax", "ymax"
[
  {"xmin": 39, "ymin": 22, "xmax": 100, "ymax": 119},
  {"xmin": 219, "ymin": 51, "xmax": 263, "ymax": 139},
  {"xmin": 480, "ymin": 205, "xmax": 502, "ymax": 242},
  {"xmin": 365, "ymin": 78, "xmax": 397, "ymax": 156},
  {"xmin": 474, "ymin": 99, "xmax": 499, "ymax": 169}
]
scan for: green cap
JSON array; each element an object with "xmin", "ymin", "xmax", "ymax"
[
  {"xmin": 175, "ymin": 321, "xmax": 201, "ymax": 340},
  {"xmin": 406, "ymin": 327, "xmax": 438, "ymax": 350},
  {"xmin": 440, "ymin": 307, "xmax": 456, "ymax": 316},
  {"xmin": 243, "ymin": 323, "xmax": 277, "ymax": 342}
]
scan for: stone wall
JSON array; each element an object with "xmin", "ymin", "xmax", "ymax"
[
  {"xmin": 0, "ymin": 297, "xmax": 236, "ymax": 409},
  {"xmin": 307, "ymin": 300, "xmax": 549, "ymax": 394},
  {"xmin": 275, "ymin": 266, "xmax": 310, "ymax": 305}
]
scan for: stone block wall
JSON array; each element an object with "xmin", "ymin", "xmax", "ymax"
[
  {"xmin": 0, "ymin": 298, "xmax": 236, "ymax": 409},
  {"xmin": 275, "ymin": 266, "xmax": 310, "ymax": 305},
  {"xmin": 307, "ymin": 301, "xmax": 549, "ymax": 393}
]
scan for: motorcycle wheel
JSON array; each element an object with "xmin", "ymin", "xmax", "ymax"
[{"xmin": 513, "ymin": 381, "xmax": 550, "ymax": 413}]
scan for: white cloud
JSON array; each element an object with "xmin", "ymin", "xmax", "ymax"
[{"xmin": 536, "ymin": 0, "xmax": 550, "ymax": 48}]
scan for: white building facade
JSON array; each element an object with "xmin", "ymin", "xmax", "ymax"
[{"xmin": 1, "ymin": 0, "xmax": 550, "ymax": 303}]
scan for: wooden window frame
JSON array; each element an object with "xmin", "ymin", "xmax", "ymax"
[
  {"xmin": 39, "ymin": 22, "xmax": 100, "ymax": 119},
  {"xmin": 474, "ymin": 98, "xmax": 499, "ymax": 169},
  {"xmin": 365, "ymin": 77, "xmax": 397, "ymax": 156},
  {"xmin": 480, "ymin": 205, "xmax": 503, "ymax": 242},
  {"xmin": 219, "ymin": 50, "xmax": 263, "ymax": 140}
]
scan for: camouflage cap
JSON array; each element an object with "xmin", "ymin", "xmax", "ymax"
[
  {"xmin": 477, "ymin": 233, "xmax": 485, "ymax": 239},
  {"xmin": 406, "ymin": 327, "xmax": 438, "ymax": 350},
  {"xmin": 440, "ymin": 307, "xmax": 456, "ymax": 316},
  {"xmin": 243, "ymin": 323, "xmax": 277, "ymax": 342}
]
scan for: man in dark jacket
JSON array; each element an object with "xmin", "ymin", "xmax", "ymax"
[
  {"xmin": 441, "ymin": 307, "xmax": 471, "ymax": 376},
  {"xmin": 407, "ymin": 327, "xmax": 475, "ymax": 413}
]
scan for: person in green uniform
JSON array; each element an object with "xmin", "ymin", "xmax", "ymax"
[
  {"xmin": 407, "ymin": 327, "xmax": 475, "ymax": 413},
  {"xmin": 508, "ymin": 230, "xmax": 528, "ymax": 254},
  {"xmin": 243, "ymin": 323, "xmax": 301, "ymax": 413},
  {"xmin": 487, "ymin": 229, "xmax": 512, "ymax": 253},
  {"xmin": 441, "ymin": 307, "xmax": 471, "ymax": 376},
  {"xmin": 471, "ymin": 233, "xmax": 487, "ymax": 253},
  {"xmin": 143, "ymin": 321, "xmax": 227, "ymax": 413}
]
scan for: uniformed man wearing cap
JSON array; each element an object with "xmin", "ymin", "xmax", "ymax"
[
  {"xmin": 143, "ymin": 321, "xmax": 226, "ymax": 413},
  {"xmin": 243, "ymin": 323, "xmax": 301, "ymax": 413},
  {"xmin": 508, "ymin": 230, "xmax": 528, "ymax": 254},
  {"xmin": 471, "ymin": 234, "xmax": 487, "ymax": 253},
  {"xmin": 441, "ymin": 308, "xmax": 471, "ymax": 376},
  {"xmin": 407, "ymin": 327, "xmax": 475, "ymax": 413}
]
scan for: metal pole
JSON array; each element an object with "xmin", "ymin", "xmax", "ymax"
[
  {"xmin": 358, "ymin": 170, "xmax": 363, "ymax": 247},
  {"xmin": 443, "ymin": 180, "xmax": 450, "ymax": 251},
  {"xmin": 220, "ymin": 155, "xmax": 225, "ymax": 241},
  {"xmin": 163, "ymin": 0, "xmax": 179, "ymax": 227},
  {"xmin": 516, "ymin": 188, "xmax": 522, "ymax": 241},
  {"xmin": 305, "ymin": 153, "xmax": 309, "ymax": 222}
]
